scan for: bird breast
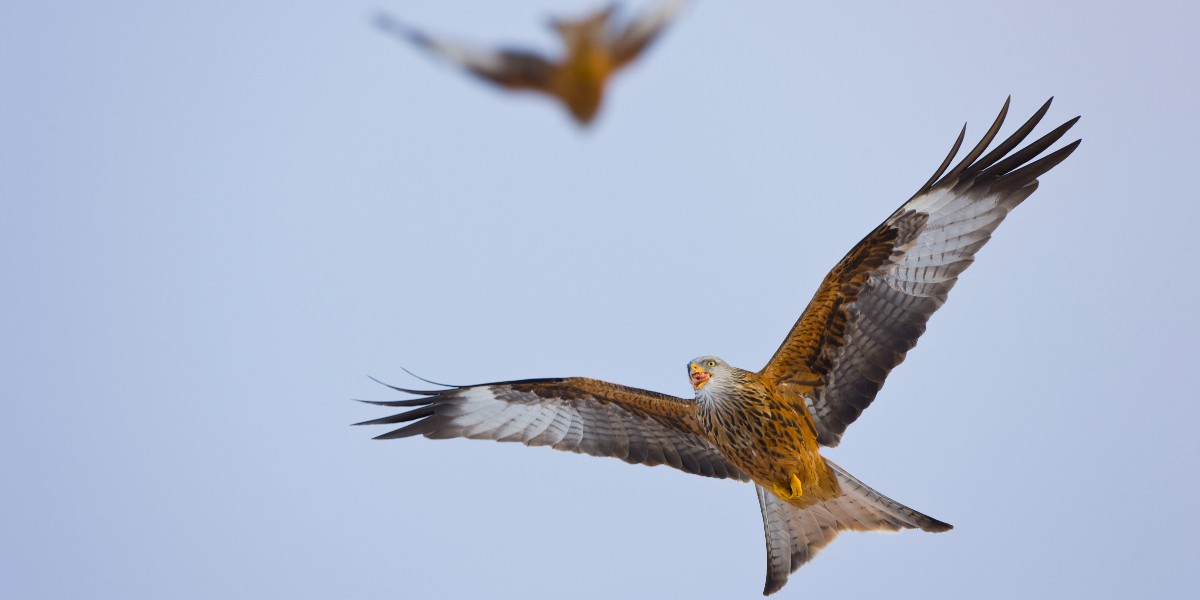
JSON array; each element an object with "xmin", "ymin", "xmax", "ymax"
[{"xmin": 698, "ymin": 381, "xmax": 838, "ymax": 507}]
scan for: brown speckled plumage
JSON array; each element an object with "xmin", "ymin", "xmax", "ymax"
[
  {"xmin": 358, "ymin": 98, "xmax": 1080, "ymax": 595},
  {"xmin": 694, "ymin": 365, "xmax": 839, "ymax": 510}
]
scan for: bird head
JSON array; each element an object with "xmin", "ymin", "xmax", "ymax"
[{"xmin": 688, "ymin": 356, "xmax": 732, "ymax": 395}]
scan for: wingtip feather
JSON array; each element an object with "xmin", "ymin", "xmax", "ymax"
[
  {"xmin": 913, "ymin": 123, "xmax": 967, "ymax": 198},
  {"xmin": 992, "ymin": 138, "xmax": 1081, "ymax": 191},
  {"xmin": 353, "ymin": 397, "xmax": 435, "ymax": 407},
  {"xmin": 367, "ymin": 375, "xmax": 444, "ymax": 396}
]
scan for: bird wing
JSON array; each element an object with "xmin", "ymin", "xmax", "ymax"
[
  {"xmin": 375, "ymin": 13, "xmax": 555, "ymax": 91},
  {"xmin": 609, "ymin": 0, "xmax": 690, "ymax": 69},
  {"xmin": 759, "ymin": 98, "xmax": 1081, "ymax": 447},
  {"xmin": 756, "ymin": 460, "xmax": 951, "ymax": 595},
  {"xmin": 356, "ymin": 376, "xmax": 749, "ymax": 481}
]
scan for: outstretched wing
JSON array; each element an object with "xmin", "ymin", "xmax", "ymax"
[
  {"xmin": 760, "ymin": 98, "xmax": 1081, "ymax": 447},
  {"xmin": 356, "ymin": 376, "xmax": 748, "ymax": 481},
  {"xmin": 609, "ymin": 0, "xmax": 690, "ymax": 69},
  {"xmin": 375, "ymin": 13, "xmax": 555, "ymax": 91}
]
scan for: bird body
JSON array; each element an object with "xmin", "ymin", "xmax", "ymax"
[
  {"xmin": 692, "ymin": 359, "xmax": 838, "ymax": 509},
  {"xmin": 544, "ymin": 7, "xmax": 616, "ymax": 123},
  {"xmin": 358, "ymin": 98, "xmax": 1080, "ymax": 594},
  {"xmin": 375, "ymin": 1, "xmax": 690, "ymax": 125}
]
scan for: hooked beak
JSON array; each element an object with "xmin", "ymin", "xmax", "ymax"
[{"xmin": 689, "ymin": 363, "xmax": 711, "ymax": 390}]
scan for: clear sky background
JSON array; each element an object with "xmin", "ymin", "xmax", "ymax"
[{"xmin": 3, "ymin": 1, "xmax": 1198, "ymax": 598}]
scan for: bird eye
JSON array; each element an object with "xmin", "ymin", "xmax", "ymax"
[{"xmin": 706, "ymin": 360, "xmax": 716, "ymax": 367}]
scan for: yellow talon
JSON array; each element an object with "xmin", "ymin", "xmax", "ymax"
[{"xmin": 772, "ymin": 474, "xmax": 804, "ymax": 500}]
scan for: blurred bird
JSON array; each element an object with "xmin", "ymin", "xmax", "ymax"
[
  {"xmin": 357, "ymin": 99, "xmax": 1080, "ymax": 594},
  {"xmin": 374, "ymin": 0, "xmax": 691, "ymax": 125}
]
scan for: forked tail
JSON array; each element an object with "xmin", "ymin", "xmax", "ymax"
[{"xmin": 756, "ymin": 460, "xmax": 951, "ymax": 595}]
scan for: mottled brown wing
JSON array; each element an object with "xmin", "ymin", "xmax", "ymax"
[
  {"xmin": 375, "ymin": 13, "xmax": 555, "ymax": 91},
  {"xmin": 356, "ymin": 376, "xmax": 748, "ymax": 481},
  {"xmin": 760, "ymin": 98, "xmax": 1081, "ymax": 447},
  {"xmin": 609, "ymin": 0, "xmax": 690, "ymax": 69}
]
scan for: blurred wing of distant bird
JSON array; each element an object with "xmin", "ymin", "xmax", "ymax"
[
  {"xmin": 356, "ymin": 376, "xmax": 749, "ymax": 481},
  {"xmin": 610, "ymin": 0, "xmax": 691, "ymax": 68},
  {"xmin": 759, "ymin": 98, "xmax": 1081, "ymax": 447},
  {"xmin": 375, "ymin": 13, "xmax": 555, "ymax": 91}
]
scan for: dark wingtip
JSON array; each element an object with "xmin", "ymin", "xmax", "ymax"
[
  {"xmin": 367, "ymin": 375, "xmax": 444, "ymax": 395},
  {"xmin": 923, "ymin": 517, "xmax": 954, "ymax": 533},
  {"xmin": 353, "ymin": 397, "xmax": 434, "ymax": 407},
  {"xmin": 399, "ymin": 367, "xmax": 462, "ymax": 388},
  {"xmin": 372, "ymin": 419, "xmax": 435, "ymax": 439},
  {"xmin": 353, "ymin": 404, "xmax": 437, "ymax": 428},
  {"xmin": 913, "ymin": 123, "xmax": 967, "ymax": 199},
  {"xmin": 992, "ymin": 137, "xmax": 1081, "ymax": 191},
  {"xmin": 940, "ymin": 97, "xmax": 1011, "ymax": 183},
  {"xmin": 373, "ymin": 431, "xmax": 407, "ymax": 440},
  {"xmin": 968, "ymin": 102, "xmax": 1079, "ymax": 188},
  {"xmin": 967, "ymin": 97, "xmax": 1054, "ymax": 175},
  {"xmin": 914, "ymin": 97, "xmax": 1080, "ymax": 198},
  {"xmin": 763, "ymin": 577, "xmax": 785, "ymax": 596}
]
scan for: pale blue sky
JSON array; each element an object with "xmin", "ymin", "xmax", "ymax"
[{"xmin": 3, "ymin": 1, "xmax": 1198, "ymax": 598}]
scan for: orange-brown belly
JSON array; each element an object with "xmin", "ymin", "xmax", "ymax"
[{"xmin": 701, "ymin": 393, "xmax": 840, "ymax": 509}]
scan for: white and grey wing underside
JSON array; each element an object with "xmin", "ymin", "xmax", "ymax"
[
  {"xmin": 356, "ymin": 377, "xmax": 749, "ymax": 481},
  {"xmin": 756, "ymin": 460, "xmax": 952, "ymax": 595},
  {"xmin": 771, "ymin": 98, "xmax": 1080, "ymax": 447}
]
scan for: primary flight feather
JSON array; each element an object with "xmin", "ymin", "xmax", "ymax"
[{"xmin": 357, "ymin": 98, "xmax": 1080, "ymax": 595}]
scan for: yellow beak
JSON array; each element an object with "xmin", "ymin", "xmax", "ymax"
[{"xmin": 689, "ymin": 363, "xmax": 711, "ymax": 390}]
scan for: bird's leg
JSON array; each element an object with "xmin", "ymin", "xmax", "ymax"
[{"xmin": 772, "ymin": 474, "xmax": 804, "ymax": 500}]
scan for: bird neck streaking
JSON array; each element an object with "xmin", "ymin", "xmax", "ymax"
[{"xmin": 694, "ymin": 367, "xmax": 752, "ymax": 408}]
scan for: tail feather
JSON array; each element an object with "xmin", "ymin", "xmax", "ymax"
[{"xmin": 757, "ymin": 460, "xmax": 950, "ymax": 596}]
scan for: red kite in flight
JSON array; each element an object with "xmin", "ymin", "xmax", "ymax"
[
  {"xmin": 358, "ymin": 98, "xmax": 1080, "ymax": 594},
  {"xmin": 375, "ymin": 1, "xmax": 690, "ymax": 125}
]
